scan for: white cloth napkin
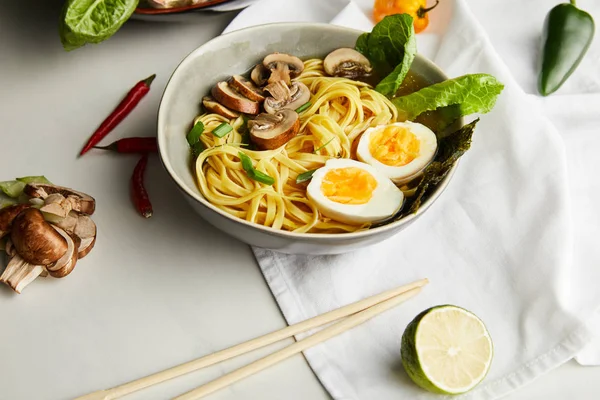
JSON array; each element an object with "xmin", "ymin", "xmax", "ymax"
[{"xmin": 224, "ymin": 0, "xmax": 600, "ymax": 398}]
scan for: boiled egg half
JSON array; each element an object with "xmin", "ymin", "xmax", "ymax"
[
  {"xmin": 306, "ymin": 159, "xmax": 404, "ymax": 225},
  {"xmin": 357, "ymin": 121, "xmax": 437, "ymax": 185}
]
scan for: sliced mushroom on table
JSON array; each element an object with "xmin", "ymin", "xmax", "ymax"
[
  {"xmin": 202, "ymin": 96, "xmax": 240, "ymax": 119},
  {"xmin": 323, "ymin": 48, "xmax": 373, "ymax": 79},
  {"xmin": 212, "ymin": 81, "xmax": 260, "ymax": 115},
  {"xmin": 248, "ymin": 110, "xmax": 300, "ymax": 150},
  {"xmin": 264, "ymin": 82, "xmax": 310, "ymax": 114},
  {"xmin": 230, "ymin": 75, "xmax": 265, "ymax": 102},
  {"xmin": 263, "ymin": 53, "xmax": 304, "ymax": 85},
  {"xmin": 25, "ymin": 183, "xmax": 96, "ymax": 215}
]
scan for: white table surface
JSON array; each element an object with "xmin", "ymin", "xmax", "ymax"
[{"xmin": 0, "ymin": 2, "xmax": 598, "ymax": 399}]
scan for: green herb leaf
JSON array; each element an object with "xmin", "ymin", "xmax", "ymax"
[
  {"xmin": 187, "ymin": 121, "xmax": 205, "ymax": 146},
  {"xmin": 406, "ymin": 119, "xmax": 479, "ymax": 215},
  {"xmin": 16, "ymin": 176, "xmax": 52, "ymax": 184},
  {"xmin": 356, "ymin": 14, "xmax": 417, "ymax": 97},
  {"xmin": 392, "ymin": 74, "xmax": 504, "ymax": 121},
  {"xmin": 0, "ymin": 181, "xmax": 26, "ymax": 198},
  {"xmin": 60, "ymin": 0, "xmax": 139, "ymax": 51},
  {"xmin": 239, "ymin": 152, "xmax": 275, "ymax": 185},
  {"xmin": 295, "ymin": 102, "xmax": 312, "ymax": 113},
  {"xmin": 191, "ymin": 142, "xmax": 205, "ymax": 159},
  {"xmin": 296, "ymin": 169, "xmax": 317, "ymax": 184},
  {"xmin": 212, "ymin": 122, "xmax": 233, "ymax": 138}
]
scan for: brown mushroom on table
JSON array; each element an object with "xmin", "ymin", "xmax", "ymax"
[
  {"xmin": 25, "ymin": 183, "xmax": 96, "ymax": 215},
  {"xmin": 263, "ymin": 53, "xmax": 304, "ymax": 85},
  {"xmin": 202, "ymin": 96, "xmax": 240, "ymax": 119},
  {"xmin": 45, "ymin": 226, "xmax": 79, "ymax": 278},
  {"xmin": 212, "ymin": 81, "xmax": 260, "ymax": 115},
  {"xmin": 248, "ymin": 110, "xmax": 300, "ymax": 150},
  {"xmin": 263, "ymin": 82, "xmax": 311, "ymax": 115},
  {"xmin": 229, "ymin": 75, "xmax": 265, "ymax": 102},
  {"xmin": 323, "ymin": 48, "xmax": 373, "ymax": 79}
]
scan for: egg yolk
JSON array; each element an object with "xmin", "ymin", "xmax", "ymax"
[
  {"xmin": 321, "ymin": 167, "xmax": 378, "ymax": 205},
  {"xmin": 369, "ymin": 126, "xmax": 420, "ymax": 166}
]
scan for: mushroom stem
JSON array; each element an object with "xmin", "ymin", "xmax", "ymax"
[{"xmin": 0, "ymin": 254, "xmax": 44, "ymax": 294}]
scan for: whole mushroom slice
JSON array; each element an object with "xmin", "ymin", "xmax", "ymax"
[
  {"xmin": 211, "ymin": 82, "xmax": 260, "ymax": 115},
  {"xmin": 263, "ymin": 53, "xmax": 304, "ymax": 85},
  {"xmin": 230, "ymin": 75, "xmax": 265, "ymax": 102},
  {"xmin": 248, "ymin": 110, "xmax": 300, "ymax": 150},
  {"xmin": 264, "ymin": 82, "xmax": 311, "ymax": 114},
  {"xmin": 46, "ymin": 226, "xmax": 78, "ymax": 278},
  {"xmin": 251, "ymin": 64, "xmax": 270, "ymax": 87},
  {"xmin": 202, "ymin": 96, "xmax": 240, "ymax": 119},
  {"xmin": 323, "ymin": 48, "xmax": 373, "ymax": 79},
  {"xmin": 0, "ymin": 254, "xmax": 45, "ymax": 294},
  {"xmin": 10, "ymin": 208, "xmax": 68, "ymax": 266},
  {"xmin": 0, "ymin": 204, "xmax": 30, "ymax": 239},
  {"xmin": 25, "ymin": 184, "xmax": 96, "ymax": 215}
]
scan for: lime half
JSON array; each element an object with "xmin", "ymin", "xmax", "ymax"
[{"xmin": 401, "ymin": 305, "xmax": 493, "ymax": 394}]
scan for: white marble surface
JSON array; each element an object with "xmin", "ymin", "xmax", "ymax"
[{"xmin": 0, "ymin": 2, "xmax": 598, "ymax": 399}]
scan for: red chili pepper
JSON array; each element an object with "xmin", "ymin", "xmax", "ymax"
[
  {"xmin": 80, "ymin": 74, "xmax": 156, "ymax": 157},
  {"xmin": 131, "ymin": 154, "xmax": 153, "ymax": 218},
  {"xmin": 93, "ymin": 137, "xmax": 158, "ymax": 154}
]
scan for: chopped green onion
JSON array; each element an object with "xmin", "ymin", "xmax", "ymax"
[
  {"xmin": 313, "ymin": 137, "xmax": 335, "ymax": 154},
  {"xmin": 212, "ymin": 122, "xmax": 233, "ymax": 138},
  {"xmin": 187, "ymin": 121, "xmax": 205, "ymax": 146},
  {"xmin": 296, "ymin": 169, "xmax": 317, "ymax": 184},
  {"xmin": 16, "ymin": 176, "xmax": 52, "ymax": 184},
  {"xmin": 295, "ymin": 101, "xmax": 312, "ymax": 113},
  {"xmin": 239, "ymin": 152, "xmax": 275, "ymax": 185},
  {"xmin": 191, "ymin": 142, "xmax": 206, "ymax": 159}
]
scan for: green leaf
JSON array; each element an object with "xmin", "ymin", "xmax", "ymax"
[
  {"xmin": 16, "ymin": 176, "xmax": 52, "ymax": 184},
  {"xmin": 60, "ymin": 0, "xmax": 139, "ymax": 51},
  {"xmin": 296, "ymin": 169, "xmax": 317, "ymax": 184},
  {"xmin": 0, "ymin": 181, "xmax": 26, "ymax": 198},
  {"xmin": 355, "ymin": 14, "xmax": 417, "ymax": 97},
  {"xmin": 239, "ymin": 152, "xmax": 275, "ymax": 186},
  {"xmin": 212, "ymin": 122, "xmax": 233, "ymax": 138},
  {"xmin": 295, "ymin": 102, "xmax": 312, "ymax": 113},
  {"xmin": 187, "ymin": 121, "xmax": 205, "ymax": 146},
  {"xmin": 407, "ymin": 119, "xmax": 479, "ymax": 215},
  {"xmin": 392, "ymin": 74, "xmax": 504, "ymax": 121}
]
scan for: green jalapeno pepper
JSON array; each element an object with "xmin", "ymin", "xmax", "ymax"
[{"xmin": 538, "ymin": 0, "xmax": 595, "ymax": 96}]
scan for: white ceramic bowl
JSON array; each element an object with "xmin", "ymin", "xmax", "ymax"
[{"xmin": 157, "ymin": 22, "xmax": 458, "ymax": 255}]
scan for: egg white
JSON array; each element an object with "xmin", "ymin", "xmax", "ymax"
[
  {"xmin": 356, "ymin": 121, "xmax": 438, "ymax": 185},
  {"xmin": 306, "ymin": 159, "xmax": 404, "ymax": 225}
]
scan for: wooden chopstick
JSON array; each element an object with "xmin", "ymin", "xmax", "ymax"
[
  {"xmin": 74, "ymin": 278, "xmax": 428, "ymax": 400},
  {"xmin": 173, "ymin": 286, "xmax": 423, "ymax": 400}
]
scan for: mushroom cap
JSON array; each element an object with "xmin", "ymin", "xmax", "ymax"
[
  {"xmin": 230, "ymin": 75, "xmax": 265, "ymax": 102},
  {"xmin": 211, "ymin": 82, "xmax": 260, "ymax": 115},
  {"xmin": 263, "ymin": 53, "xmax": 304, "ymax": 78},
  {"xmin": 25, "ymin": 184, "xmax": 96, "ymax": 215},
  {"xmin": 0, "ymin": 204, "xmax": 30, "ymax": 239},
  {"xmin": 10, "ymin": 208, "xmax": 68, "ymax": 266},
  {"xmin": 250, "ymin": 64, "xmax": 270, "ymax": 87},
  {"xmin": 264, "ymin": 82, "xmax": 311, "ymax": 115},
  {"xmin": 47, "ymin": 226, "xmax": 78, "ymax": 278},
  {"xmin": 202, "ymin": 96, "xmax": 240, "ymax": 119},
  {"xmin": 248, "ymin": 110, "xmax": 300, "ymax": 150},
  {"xmin": 323, "ymin": 48, "xmax": 372, "ymax": 79}
]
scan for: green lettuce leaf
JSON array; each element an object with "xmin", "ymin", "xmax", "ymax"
[
  {"xmin": 60, "ymin": 0, "xmax": 139, "ymax": 51},
  {"xmin": 355, "ymin": 14, "xmax": 417, "ymax": 97},
  {"xmin": 392, "ymin": 74, "xmax": 504, "ymax": 121}
]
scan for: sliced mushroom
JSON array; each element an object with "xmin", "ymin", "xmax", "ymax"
[
  {"xmin": 0, "ymin": 254, "xmax": 45, "ymax": 294},
  {"xmin": 202, "ymin": 96, "xmax": 240, "ymax": 119},
  {"xmin": 211, "ymin": 82, "xmax": 260, "ymax": 115},
  {"xmin": 0, "ymin": 204, "xmax": 30, "ymax": 239},
  {"xmin": 78, "ymin": 236, "xmax": 96, "ymax": 260},
  {"xmin": 251, "ymin": 64, "xmax": 270, "ymax": 87},
  {"xmin": 10, "ymin": 208, "xmax": 68, "ymax": 266},
  {"xmin": 230, "ymin": 75, "xmax": 265, "ymax": 102},
  {"xmin": 323, "ymin": 48, "xmax": 372, "ymax": 79},
  {"xmin": 248, "ymin": 110, "xmax": 300, "ymax": 150},
  {"xmin": 40, "ymin": 193, "xmax": 72, "ymax": 219},
  {"xmin": 263, "ymin": 53, "xmax": 304, "ymax": 85},
  {"xmin": 25, "ymin": 184, "xmax": 95, "ymax": 215},
  {"xmin": 264, "ymin": 82, "xmax": 311, "ymax": 114},
  {"xmin": 46, "ymin": 226, "xmax": 78, "ymax": 278},
  {"xmin": 51, "ymin": 211, "xmax": 97, "ymax": 259}
]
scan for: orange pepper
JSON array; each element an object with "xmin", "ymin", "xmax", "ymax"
[{"xmin": 373, "ymin": 0, "xmax": 440, "ymax": 33}]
